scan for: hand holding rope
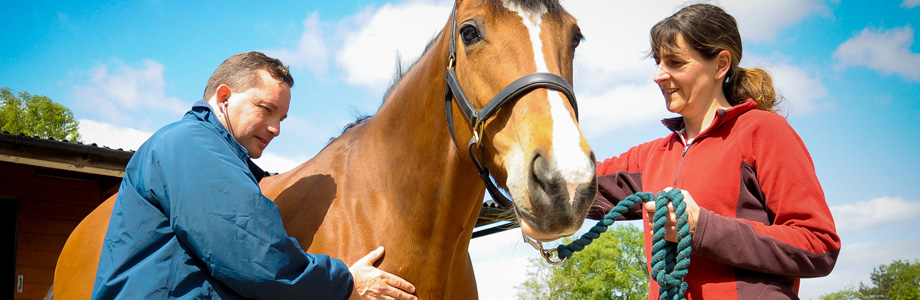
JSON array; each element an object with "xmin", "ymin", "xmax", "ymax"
[{"xmin": 552, "ymin": 188, "xmax": 692, "ymax": 300}]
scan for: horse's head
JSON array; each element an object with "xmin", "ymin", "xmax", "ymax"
[{"xmin": 447, "ymin": 0, "xmax": 595, "ymax": 242}]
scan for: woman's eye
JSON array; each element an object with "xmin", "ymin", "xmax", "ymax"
[{"xmin": 460, "ymin": 25, "xmax": 481, "ymax": 45}]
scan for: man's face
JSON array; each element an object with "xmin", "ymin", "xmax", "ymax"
[{"xmin": 223, "ymin": 70, "xmax": 290, "ymax": 158}]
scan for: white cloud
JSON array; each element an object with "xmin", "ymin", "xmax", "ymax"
[
  {"xmin": 565, "ymin": 1, "xmax": 683, "ymax": 91},
  {"xmin": 264, "ymin": 12, "xmax": 330, "ymax": 75},
  {"xmin": 833, "ymin": 25, "xmax": 920, "ymax": 81},
  {"xmin": 768, "ymin": 63, "xmax": 829, "ymax": 114},
  {"xmin": 77, "ymin": 119, "xmax": 152, "ymax": 151},
  {"xmin": 799, "ymin": 240, "xmax": 920, "ymax": 300},
  {"xmin": 469, "ymin": 228, "xmax": 542, "ymax": 300},
  {"xmin": 740, "ymin": 55, "xmax": 831, "ymax": 115},
  {"xmin": 252, "ymin": 151, "xmax": 309, "ymax": 174},
  {"xmin": 336, "ymin": 1, "xmax": 450, "ymax": 93},
  {"xmin": 719, "ymin": 0, "xmax": 829, "ymax": 43},
  {"xmin": 902, "ymin": 0, "xmax": 920, "ymax": 9},
  {"xmin": 830, "ymin": 196, "xmax": 920, "ymax": 233},
  {"xmin": 577, "ymin": 83, "xmax": 670, "ymax": 139},
  {"xmin": 71, "ymin": 59, "xmax": 189, "ymax": 124}
]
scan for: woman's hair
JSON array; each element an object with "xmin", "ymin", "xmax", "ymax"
[
  {"xmin": 203, "ymin": 51, "xmax": 294, "ymax": 101},
  {"xmin": 649, "ymin": 4, "xmax": 780, "ymax": 112}
]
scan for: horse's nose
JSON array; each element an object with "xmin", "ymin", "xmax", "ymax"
[
  {"xmin": 530, "ymin": 150, "xmax": 596, "ymax": 202},
  {"xmin": 527, "ymin": 149, "xmax": 595, "ymax": 234}
]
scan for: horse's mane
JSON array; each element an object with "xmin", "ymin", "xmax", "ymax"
[
  {"xmin": 328, "ymin": 30, "xmax": 442, "ymax": 147},
  {"xmin": 328, "ymin": 0, "xmax": 563, "ymax": 145}
]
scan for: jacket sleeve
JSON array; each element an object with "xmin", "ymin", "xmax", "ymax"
[
  {"xmin": 149, "ymin": 124, "xmax": 354, "ymax": 299},
  {"xmin": 588, "ymin": 144, "xmax": 653, "ymax": 220},
  {"xmin": 690, "ymin": 115, "xmax": 840, "ymax": 277}
]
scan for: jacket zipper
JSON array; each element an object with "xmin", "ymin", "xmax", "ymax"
[
  {"xmin": 671, "ymin": 109, "xmax": 727, "ymax": 186},
  {"xmin": 673, "ymin": 137, "xmax": 693, "ymax": 186}
]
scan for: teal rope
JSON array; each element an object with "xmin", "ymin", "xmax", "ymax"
[{"xmin": 556, "ymin": 189, "xmax": 691, "ymax": 300}]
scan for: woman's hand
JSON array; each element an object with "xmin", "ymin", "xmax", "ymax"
[{"xmin": 644, "ymin": 188, "xmax": 700, "ymax": 242}]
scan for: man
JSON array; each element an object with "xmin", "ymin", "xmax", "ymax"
[{"xmin": 92, "ymin": 51, "xmax": 416, "ymax": 299}]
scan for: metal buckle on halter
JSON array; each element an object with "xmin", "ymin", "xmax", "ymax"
[
  {"xmin": 522, "ymin": 232, "xmax": 567, "ymax": 265},
  {"xmin": 448, "ymin": 55, "xmax": 456, "ymax": 70},
  {"xmin": 471, "ymin": 119, "xmax": 484, "ymax": 148}
]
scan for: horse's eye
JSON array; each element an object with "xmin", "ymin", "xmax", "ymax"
[
  {"xmin": 460, "ymin": 25, "xmax": 481, "ymax": 45},
  {"xmin": 572, "ymin": 31, "xmax": 584, "ymax": 49}
]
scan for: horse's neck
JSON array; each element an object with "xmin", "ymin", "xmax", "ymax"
[
  {"xmin": 267, "ymin": 27, "xmax": 485, "ymax": 299},
  {"xmin": 357, "ymin": 35, "xmax": 486, "ymax": 234}
]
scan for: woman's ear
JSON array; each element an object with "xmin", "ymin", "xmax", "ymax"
[{"xmin": 715, "ymin": 50, "xmax": 731, "ymax": 81}]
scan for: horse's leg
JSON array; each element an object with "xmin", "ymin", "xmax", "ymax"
[
  {"xmin": 53, "ymin": 195, "xmax": 114, "ymax": 299},
  {"xmin": 444, "ymin": 253, "xmax": 479, "ymax": 299},
  {"xmin": 443, "ymin": 209, "xmax": 481, "ymax": 299}
]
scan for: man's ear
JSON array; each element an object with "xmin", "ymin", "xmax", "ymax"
[
  {"xmin": 215, "ymin": 85, "xmax": 232, "ymax": 108},
  {"xmin": 715, "ymin": 50, "xmax": 731, "ymax": 81}
]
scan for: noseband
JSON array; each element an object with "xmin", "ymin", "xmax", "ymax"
[{"xmin": 444, "ymin": 4, "xmax": 579, "ymax": 209}]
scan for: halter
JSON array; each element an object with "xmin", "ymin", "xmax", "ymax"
[{"xmin": 444, "ymin": 3, "xmax": 579, "ymax": 209}]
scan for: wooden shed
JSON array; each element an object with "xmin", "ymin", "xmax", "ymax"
[{"xmin": 1, "ymin": 132, "xmax": 132, "ymax": 300}]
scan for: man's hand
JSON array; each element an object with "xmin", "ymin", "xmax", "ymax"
[
  {"xmin": 349, "ymin": 246, "xmax": 417, "ymax": 300},
  {"xmin": 644, "ymin": 188, "xmax": 700, "ymax": 242}
]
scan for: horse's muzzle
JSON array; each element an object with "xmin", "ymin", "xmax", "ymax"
[{"xmin": 522, "ymin": 150, "xmax": 596, "ymax": 236}]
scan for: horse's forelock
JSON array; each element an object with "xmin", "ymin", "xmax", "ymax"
[{"xmin": 486, "ymin": 0, "xmax": 563, "ymax": 16}]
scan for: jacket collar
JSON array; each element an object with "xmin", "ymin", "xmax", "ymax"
[
  {"xmin": 661, "ymin": 99, "xmax": 757, "ymax": 138},
  {"xmin": 185, "ymin": 100, "xmax": 266, "ymax": 181}
]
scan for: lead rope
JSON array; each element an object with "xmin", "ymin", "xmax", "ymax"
[{"xmin": 555, "ymin": 189, "xmax": 691, "ymax": 300}]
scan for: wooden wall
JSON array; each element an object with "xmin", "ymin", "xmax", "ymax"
[{"xmin": 1, "ymin": 162, "xmax": 119, "ymax": 300}]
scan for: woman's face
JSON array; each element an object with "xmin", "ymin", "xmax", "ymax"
[{"xmin": 652, "ymin": 34, "xmax": 724, "ymax": 118}]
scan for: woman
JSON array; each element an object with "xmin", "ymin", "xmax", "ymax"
[{"xmin": 589, "ymin": 4, "xmax": 840, "ymax": 299}]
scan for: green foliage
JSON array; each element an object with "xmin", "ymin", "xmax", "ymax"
[
  {"xmin": 516, "ymin": 224, "xmax": 648, "ymax": 300},
  {"xmin": 821, "ymin": 259, "xmax": 920, "ymax": 300},
  {"xmin": 0, "ymin": 87, "xmax": 80, "ymax": 142}
]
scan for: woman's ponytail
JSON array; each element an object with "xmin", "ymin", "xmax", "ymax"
[{"xmin": 726, "ymin": 67, "xmax": 781, "ymax": 112}]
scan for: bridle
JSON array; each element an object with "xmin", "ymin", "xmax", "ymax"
[{"xmin": 443, "ymin": 3, "xmax": 579, "ymax": 210}]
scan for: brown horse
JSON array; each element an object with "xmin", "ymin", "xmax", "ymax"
[{"xmin": 54, "ymin": 0, "xmax": 595, "ymax": 298}]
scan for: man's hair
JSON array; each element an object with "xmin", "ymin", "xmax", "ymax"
[{"xmin": 202, "ymin": 51, "xmax": 294, "ymax": 101}]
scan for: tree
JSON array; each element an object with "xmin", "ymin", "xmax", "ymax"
[
  {"xmin": 0, "ymin": 87, "xmax": 80, "ymax": 142},
  {"xmin": 821, "ymin": 259, "xmax": 920, "ymax": 300},
  {"xmin": 516, "ymin": 223, "xmax": 649, "ymax": 300}
]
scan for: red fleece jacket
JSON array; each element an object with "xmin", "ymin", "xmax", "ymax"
[{"xmin": 591, "ymin": 100, "xmax": 840, "ymax": 300}]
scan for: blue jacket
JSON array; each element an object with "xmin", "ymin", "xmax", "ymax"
[{"xmin": 92, "ymin": 101, "xmax": 353, "ymax": 299}]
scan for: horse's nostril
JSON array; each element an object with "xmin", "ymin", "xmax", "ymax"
[
  {"xmin": 530, "ymin": 152, "xmax": 554, "ymax": 185},
  {"xmin": 530, "ymin": 151, "xmax": 566, "ymax": 199}
]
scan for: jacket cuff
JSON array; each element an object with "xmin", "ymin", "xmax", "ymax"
[{"xmin": 690, "ymin": 206, "xmax": 711, "ymax": 251}]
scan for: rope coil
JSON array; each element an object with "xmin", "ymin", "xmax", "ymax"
[{"xmin": 556, "ymin": 189, "xmax": 691, "ymax": 300}]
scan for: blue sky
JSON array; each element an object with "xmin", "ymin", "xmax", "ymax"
[{"xmin": 3, "ymin": 0, "xmax": 919, "ymax": 299}]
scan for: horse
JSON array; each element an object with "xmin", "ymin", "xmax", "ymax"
[{"xmin": 53, "ymin": 0, "xmax": 596, "ymax": 298}]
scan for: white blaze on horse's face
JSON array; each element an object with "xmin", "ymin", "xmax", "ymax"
[{"xmin": 499, "ymin": 1, "xmax": 595, "ymax": 240}]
